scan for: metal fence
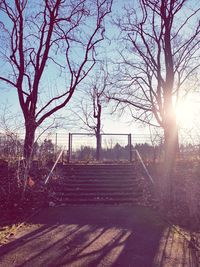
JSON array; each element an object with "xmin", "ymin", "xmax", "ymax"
[
  {"xmin": 68, "ymin": 133, "xmax": 133, "ymax": 162},
  {"xmin": 0, "ymin": 131, "xmax": 200, "ymax": 163}
]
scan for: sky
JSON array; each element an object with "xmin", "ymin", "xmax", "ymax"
[
  {"xmin": 0, "ymin": 0, "xmax": 200, "ymax": 147},
  {"xmin": 0, "ymin": 0, "xmax": 143, "ymax": 133}
]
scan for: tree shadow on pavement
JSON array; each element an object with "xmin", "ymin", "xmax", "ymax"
[{"xmin": 0, "ymin": 206, "xmax": 198, "ymax": 267}]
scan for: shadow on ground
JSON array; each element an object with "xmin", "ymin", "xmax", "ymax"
[{"xmin": 0, "ymin": 206, "xmax": 199, "ymax": 267}]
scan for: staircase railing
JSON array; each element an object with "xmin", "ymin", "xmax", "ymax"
[
  {"xmin": 133, "ymin": 149, "xmax": 154, "ymax": 184},
  {"xmin": 44, "ymin": 149, "xmax": 64, "ymax": 185}
]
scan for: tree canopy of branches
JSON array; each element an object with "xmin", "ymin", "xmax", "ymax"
[
  {"xmin": 0, "ymin": 0, "xmax": 112, "ymax": 163},
  {"xmin": 110, "ymin": 0, "xmax": 200, "ymax": 170}
]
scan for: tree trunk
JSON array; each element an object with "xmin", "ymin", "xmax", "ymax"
[
  {"xmin": 164, "ymin": 111, "xmax": 179, "ymax": 169},
  {"xmin": 20, "ymin": 119, "xmax": 36, "ymax": 200},
  {"xmin": 95, "ymin": 102, "xmax": 101, "ymax": 161},
  {"xmin": 96, "ymin": 133, "xmax": 101, "ymax": 161},
  {"xmin": 162, "ymin": 114, "xmax": 179, "ymax": 207},
  {"xmin": 24, "ymin": 119, "xmax": 36, "ymax": 162}
]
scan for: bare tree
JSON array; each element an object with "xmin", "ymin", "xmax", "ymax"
[
  {"xmin": 0, "ymin": 0, "xmax": 112, "ymax": 164},
  {"xmin": 110, "ymin": 0, "xmax": 200, "ymax": 179},
  {"xmin": 74, "ymin": 64, "xmax": 109, "ymax": 160}
]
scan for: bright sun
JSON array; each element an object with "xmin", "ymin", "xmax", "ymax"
[{"xmin": 176, "ymin": 99, "xmax": 196, "ymax": 130}]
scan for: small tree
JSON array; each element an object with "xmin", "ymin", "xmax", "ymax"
[{"xmin": 75, "ymin": 64, "xmax": 109, "ymax": 160}]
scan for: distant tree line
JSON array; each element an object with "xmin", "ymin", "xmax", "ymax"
[
  {"xmin": 1, "ymin": 134, "xmax": 200, "ymax": 164},
  {"xmin": 0, "ymin": 135, "xmax": 55, "ymax": 163},
  {"xmin": 71, "ymin": 143, "xmax": 164, "ymax": 162}
]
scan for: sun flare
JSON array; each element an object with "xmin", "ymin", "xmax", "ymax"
[{"xmin": 176, "ymin": 99, "xmax": 197, "ymax": 130}]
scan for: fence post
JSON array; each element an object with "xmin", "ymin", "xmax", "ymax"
[
  {"xmin": 55, "ymin": 133, "xmax": 58, "ymax": 161},
  {"xmin": 68, "ymin": 133, "xmax": 72, "ymax": 163},
  {"xmin": 128, "ymin": 134, "xmax": 132, "ymax": 162}
]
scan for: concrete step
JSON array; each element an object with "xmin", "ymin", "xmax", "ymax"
[
  {"xmin": 52, "ymin": 182, "xmax": 138, "ymax": 189},
  {"xmin": 61, "ymin": 174, "xmax": 136, "ymax": 180},
  {"xmin": 51, "ymin": 187, "xmax": 140, "ymax": 193},
  {"xmin": 57, "ymin": 178, "xmax": 136, "ymax": 185},
  {"xmin": 61, "ymin": 169, "xmax": 136, "ymax": 173},
  {"xmin": 59, "ymin": 166, "xmax": 136, "ymax": 174},
  {"xmin": 52, "ymin": 198, "xmax": 140, "ymax": 205},
  {"xmin": 53, "ymin": 192, "xmax": 142, "ymax": 198},
  {"xmin": 61, "ymin": 164, "xmax": 135, "ymax": 168}
]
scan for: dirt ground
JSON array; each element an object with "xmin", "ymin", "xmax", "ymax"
[{"xmin": 0, "ymin": 205, "xmax": 199, "ymax": 267}]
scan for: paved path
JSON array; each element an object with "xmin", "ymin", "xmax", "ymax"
[{"xmin": 0, "ymin": 206, "xmax": 198, "ymax": 267}]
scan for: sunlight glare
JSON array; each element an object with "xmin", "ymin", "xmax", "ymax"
[{"xmin": 176, "ymin": 99, "xmax": 196, "ymax": 129}]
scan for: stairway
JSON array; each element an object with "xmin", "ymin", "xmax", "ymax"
[{"xmin": 49, "ymin": 164, "xmax": 143, "ymax": 205}]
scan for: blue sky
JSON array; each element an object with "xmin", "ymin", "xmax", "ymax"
[
  {"xmin": 0, "ymin": 0, "xmax": 200, "ymax": 145},
  {"xmin": 0, "ymin": 0, "xmax": 141, "ymax": 135}
]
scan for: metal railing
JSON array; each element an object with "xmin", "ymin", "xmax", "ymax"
[
  {"xmin": 44, "ymin": 149, "xmax": 64, "ymax": 185},
  {"xmin": 134, "ymin": 149, "xmax": 154, "ymax": 184}
]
